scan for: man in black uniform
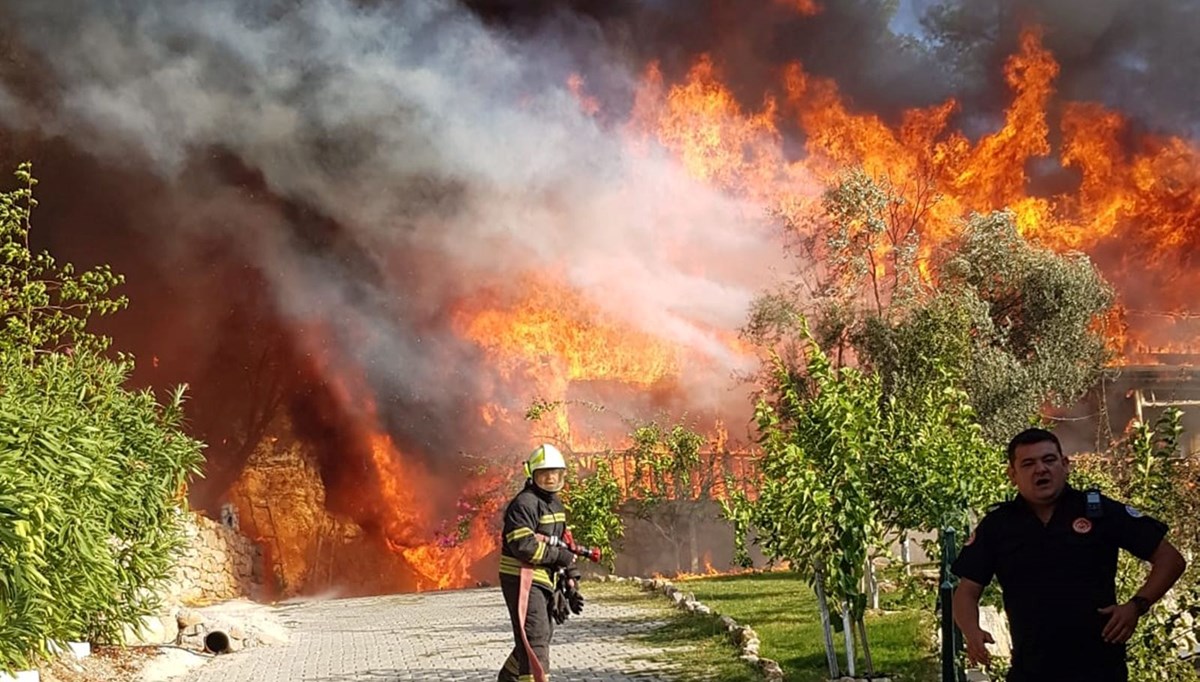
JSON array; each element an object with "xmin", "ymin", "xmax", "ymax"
[
  {"xmin": 497, "ymin": 443, "xmax": 579, "ymax": 682},
  {"xmin": 952, "ymin": 428, "xmax": 1187, "ymax": 681}
]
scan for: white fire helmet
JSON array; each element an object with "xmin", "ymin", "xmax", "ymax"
[{"xmin": 526, "ymin": 443, "xmax": 567, "ymax": 475}]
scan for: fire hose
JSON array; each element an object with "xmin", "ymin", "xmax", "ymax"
[
  {"xmin": 551, "ymin": 529, "xmax": 603, "ymax": 564},
  {"xmin": 515, "ymin": 532, "xmax": 602, "ymax": 682}
]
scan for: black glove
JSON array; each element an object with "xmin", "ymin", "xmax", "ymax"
[
  {"xmin": 552, "ymin": 547, "xmax": 576, "ymax": 568},
  {"xmin": 568, "ymin": 586, "xmax": 585, "ymax": 616},
  {"xmin": 551, "ymin": 588, "xmax": 571, "ymax": 625}
]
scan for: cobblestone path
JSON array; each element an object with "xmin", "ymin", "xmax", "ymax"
[{"xmin": 180, "ymin": 586, "xmax": 682, "ymax": 682}]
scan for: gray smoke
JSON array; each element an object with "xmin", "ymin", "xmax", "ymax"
[
  {"xmin": 4, "ymin": 0, "xmax": 1198, "ymax": 473},
  {"xmin": 0, "ymin": 0, "xmax": 786, "ymax": 450},
  {"xmin": 522, "ymin": 0, "xmax": 1200, "ymax": 136},
  {"xmin": 908, "ymin": 0, "xmax": 1200, "ymax": 136}
]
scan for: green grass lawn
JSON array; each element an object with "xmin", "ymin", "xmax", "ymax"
[
  {"xmin": 591, "ymin": 571, "xmax": 938, "ymax": 682},
  {"xmin": 586, "ymin": 580, "xmax": 764, "ymax": 682}
]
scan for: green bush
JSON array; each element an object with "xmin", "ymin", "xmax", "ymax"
[
  {"xmin": 1073, "ymin": 409, "xmax": 1200, "ymax": 682},
  {"xmin": 562, "ymin": 459, "xmax": 624, "ymax": 571},
  {"xmin": 0, "ymin": 164, "xmax": 204, "ymax": 672}
]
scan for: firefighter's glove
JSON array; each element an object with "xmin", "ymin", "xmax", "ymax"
[
  {"xmin": 565, "ymin": 565, "xmax": 584, "ymax": 615},
  {"xmin": 551, "ymin": 589, "xmax": 571, "ymax": 625},
  {"xmin": 568, "ymin": 586, "xmax": 585, "ymax": 616},
  {"xmin": 552, "ymin": 548, "xmax": 576, "ymax": 568}
]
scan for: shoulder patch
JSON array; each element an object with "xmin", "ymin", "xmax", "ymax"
[{"xmin": 1125, "ymin": 505, "xmax": 1144, "ymax": 518}]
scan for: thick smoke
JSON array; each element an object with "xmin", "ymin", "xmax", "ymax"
[
  {"xmin": 3, "ymin": 0, "xmax": 1199, "ymax": 513},
  {"xmin": 490, "ymin": 0, "xmax": 1200, "ymax": 135},
  {"xmin": 910, "ymin": 0, "xmax": 1200, "ymax": 136},
  {"xmin": 0, "ymin": 0, "xmax": 787, "ymax": 507}
]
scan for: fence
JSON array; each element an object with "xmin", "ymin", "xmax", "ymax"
[{"xmin": 572, "ymin": 449, "xmax": 761, "ymax": 500}]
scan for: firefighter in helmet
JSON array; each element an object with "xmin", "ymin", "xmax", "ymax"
[{"xmin": 497, "ymin": 443, "xmax": 583, "ymax": 682}]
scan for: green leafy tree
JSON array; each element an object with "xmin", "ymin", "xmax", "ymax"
[
  {"xmin": 525, "ymin": 400, "xmax": 726, "ymax": 574},
  {"xmin": 870, "ymin": 366, "xmax": 1005, "ymax": 536},
  {"xmin": 561, "ymin": 460, "xmax": 624, "ymax": 571},
  {"xmin": 765, "ymin": 168, "xmax": 1114, "ymax": 444},
  {"xmin": 0, "ymin": 164, "xmax": 205, "ymax": 672},
  {"xmin": 0, "ymin": 163, "xmax": 126, "ymax": 361},
  {"xmin": 736, "ymin": 314, "xmax": 1006, "ymax": 677},
  {"xmin": 742, "ymin": 319, "xmax": 880, "ymax": 677},
  {"xmin": 1074, "ymin": 410, "xmax": 1200, "ymax": 682},
  {"xmin": 935, "ymin": 210, "xmax": 1113, "ymax": 442},
  {"xmin": 622, "ymin": 420, "xmax": 724, "ymax": 574},
  {"xmin": 625, "ymin": 422, "xmax": 706, "ymax": 505}
]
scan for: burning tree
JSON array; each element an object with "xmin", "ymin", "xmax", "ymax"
[{"xmin": 768, "ymin": 165, "xmax": 1115, "ymax": 444}]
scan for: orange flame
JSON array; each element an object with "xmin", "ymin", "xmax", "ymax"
[
  {"xmin": 305, "ymin": 341, "xmax": 503, "ymax": 592},
  {"xmin": 458, "ymin": 276, "xmax": 678, "ymax": 386},
  {"xmin": 455, "ymin": 274, "xmax": 681, "ymax": 445},
  {"xmin": 629, "ymin": 28, "xmax": 1200, "ymax": 361},
  {"xmin": 253, "ymin": 26, "xmax": 1200, "ymax": 597}
]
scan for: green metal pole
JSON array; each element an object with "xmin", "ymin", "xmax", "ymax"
[{"xmin": 940, "ymin": 527, "xmax": 958, "ymax": 682}]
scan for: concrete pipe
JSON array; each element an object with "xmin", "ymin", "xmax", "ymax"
[{"xmin": 204, "ymin": 630, "xmax": 231, "ymax": 654}]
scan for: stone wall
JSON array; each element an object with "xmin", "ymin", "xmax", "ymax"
[{"xmin": 162, "ymin": 512, "xmax": 262, "ymax": 606}]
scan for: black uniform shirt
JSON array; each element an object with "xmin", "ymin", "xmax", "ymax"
[{"xmin": 951, "ymin": 485, "xmax": 1168, "ymax": 681}]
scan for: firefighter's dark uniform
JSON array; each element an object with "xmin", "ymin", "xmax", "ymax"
[
  {"xmin": 497, "ymin": 481, "xmax": 571, "ymax": 682},
  {"xmin": 951, "ymin": 485, "xmax": 1168, "ymax": 682}
]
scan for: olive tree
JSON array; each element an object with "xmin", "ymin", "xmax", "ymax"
[
  {"xmin": 731, "ymin": 168, "xmax": 1113, "ymax": 675},
  {"xmin": 777, "ymin": 168, "xmax": 1114, "ymax": 444}
]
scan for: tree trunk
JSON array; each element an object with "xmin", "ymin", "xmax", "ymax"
[
  {"xmin": 857, "ymin": 615, "xmax": 875, "ymax": 675},
  {"xmin": 842, "ymin": 600, "xmax": 857, "ymax": 677},
  {"xmin": 813, "ymin": 568, "xmax": 840, "ymax": 678},
  {"xmin": 867, "ymin": 555, "xmax": 879, "ymax": 610},
  {"xmin": 901, "ymin": 530, "xmax": 911, "ymax": 575},
  {"xmin": 688, "ymin": 514, "xmax": 700, "ymax": 573}
]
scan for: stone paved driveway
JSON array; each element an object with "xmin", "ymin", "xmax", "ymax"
[{"xmin": 180, "ymin": 587, "xmax": 682, "ymax": 682}]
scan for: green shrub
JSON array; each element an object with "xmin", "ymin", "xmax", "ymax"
[
  {"xmin": 562, "ymin": 459, "xmax": 624, "ymax": 571},
  {"xmin": 1073, "ymin": 409, "xmax": 1200, "ymax": 681},
  {"xmin": 0, "ymin": 164, "xmax": 204, "ymax": 672}
]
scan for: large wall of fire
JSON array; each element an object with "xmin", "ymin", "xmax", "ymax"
[{"xmin": 1, "ymin": 0, "xmax": 1198, "ymax": 595}]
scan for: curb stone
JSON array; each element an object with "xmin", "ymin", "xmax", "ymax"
[{"xmin": 595, "ymin": 575, "xmax": 898, "ymax": 682}]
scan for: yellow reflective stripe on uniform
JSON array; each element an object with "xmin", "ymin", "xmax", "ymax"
[
  {"xmin": 505, "ymin": 527, "xmax": 534, "ymax": 542},
  {"xmin": 518, "ymin": 676, "xmax": 535, "ymax": 682},
  {"xmin": 498, "ymin": 556, "xmax": 555, "ymax": 589},
  {"xmin": 532, "ymin": 541, "xmax": 546, "ymax": 562},
  {"xmin": 537, "ymin": 513, "xmax": 566, "ymax": 524}
]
